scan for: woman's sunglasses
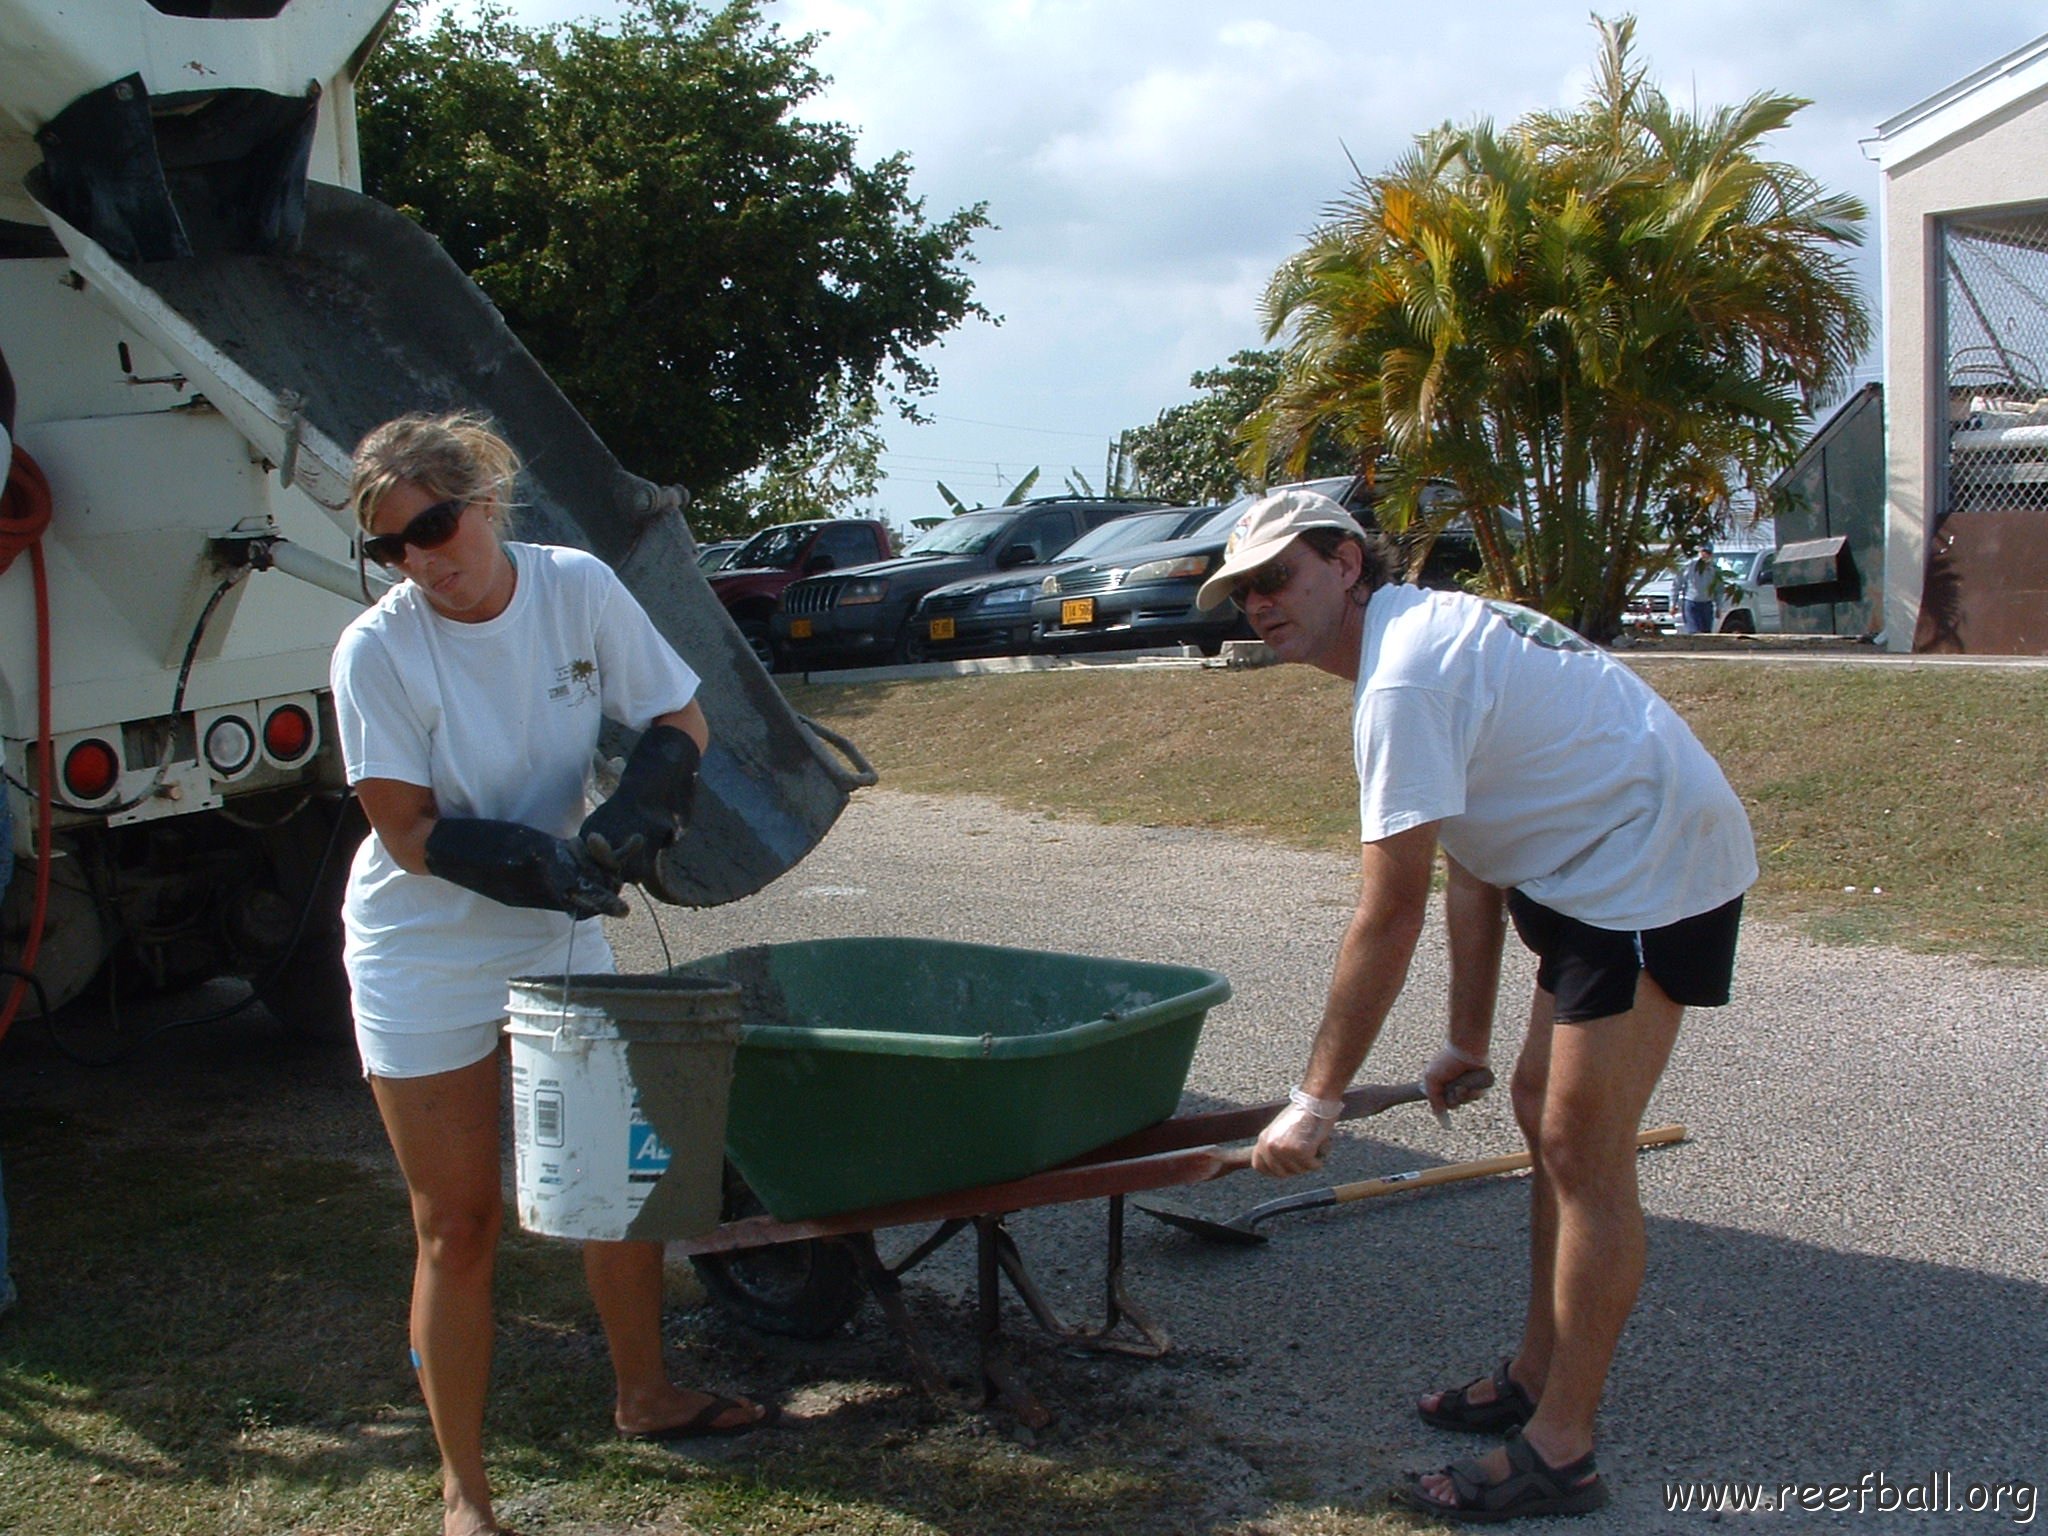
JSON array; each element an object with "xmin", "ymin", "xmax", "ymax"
[
  {"xmin": 1229, "ymin": 558, "xmax": 1294, "ymax": 609},
  {"xmin": 361, "ymin": 498, "xmax": 467, "ymax": 568}
]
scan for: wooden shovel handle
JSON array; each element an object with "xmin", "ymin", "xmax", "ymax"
[
  {"xmin": 1208, "ymin": 1120, "xmax": 1686, "ymax": 1184},
  {"xmin": 1325, "ymin": 1122, "xmax": 1687, "ymax": 1202}
]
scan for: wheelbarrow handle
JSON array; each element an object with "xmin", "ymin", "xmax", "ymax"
[{"xmin": 1075, "ymin": 1068, "xmax": 1497, "ymax": 1165}]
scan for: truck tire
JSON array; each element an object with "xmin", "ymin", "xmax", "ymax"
[
  {"xmin": 689, "ymin": 1163, "xmax": 864, "ymax": 1339},
  {"xmin": 1719, "ymin": 609, "xmax": 1756, "ymax": 635},
  {"xmin": 254, "ymin": 796, "xmax": 366, "ymax": 1044},
  {"xmin": 735, "ymin": 616, "xmax": 778, "ymax": 672}
]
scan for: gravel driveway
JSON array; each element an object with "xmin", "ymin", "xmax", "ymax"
[
  {"xmin": 7, "ymin": 786, "xmax": 2040, "ymax": 1532},
  {"xmin": 612, "ymin": 788, "xmax": 2048, "ymax": 1533}
]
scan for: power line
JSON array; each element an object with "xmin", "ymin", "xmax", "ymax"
[{"xmin": 928, "ymin": 412, "xmax": 1109, "ymax": 440}]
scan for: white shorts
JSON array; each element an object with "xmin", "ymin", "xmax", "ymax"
[{"xmin": 354, "ymin": 1015, "xmax": 503, "ymax": 1080}]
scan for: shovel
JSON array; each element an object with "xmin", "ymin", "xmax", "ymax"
[{"xmin": 1134, "ymin": 1123, "xmax": 1688, "ymax": 1245}]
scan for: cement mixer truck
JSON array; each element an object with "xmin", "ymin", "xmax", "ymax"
[{"xmin": 0, "ymin": 0, "xmax": 870, "ymax": 1041}]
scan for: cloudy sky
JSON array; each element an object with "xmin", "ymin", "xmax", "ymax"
[{"xmin": 501, "ymin": 1, "xmax": 2042, "ymax": 527}]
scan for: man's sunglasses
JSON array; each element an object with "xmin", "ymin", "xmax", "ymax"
[
  {"xmin": 361, "ymin": 498, "xmax": 467, "ymax": 568},
  {"xmin": 1229, "ymin": 558, "xmax": 1294, "ymax": 609}
]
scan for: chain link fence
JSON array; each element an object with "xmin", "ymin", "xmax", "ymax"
[{"xmin": 1941, "ymin": 205, "xmax": 2048, "ymax": 515}]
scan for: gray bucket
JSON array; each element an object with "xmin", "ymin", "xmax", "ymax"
[{"xmin": 504, "ymin": 973, "xmax": 741, "ymax": 1241}]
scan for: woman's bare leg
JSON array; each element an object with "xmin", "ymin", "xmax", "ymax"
[
  {"xmin": 583, "ymin": 1240, "xmax": 765, "ymax": 1434},
  {"xmin": 372, "ymin": 1053, "xmax": 504, "ymax": 1536}
]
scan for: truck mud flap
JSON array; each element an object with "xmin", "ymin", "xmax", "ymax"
[{"xmin": 29, "ymin": 177, "xmax": 872, "ymax": 906}]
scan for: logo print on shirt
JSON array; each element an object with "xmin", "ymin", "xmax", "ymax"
[
  {"xmin": 548, "ymin": 657, "xmax": 599, "ymax": 705},
  {"xmin": 1484, "ymin": 601, "xmax": 1593, "ymax": 654}
]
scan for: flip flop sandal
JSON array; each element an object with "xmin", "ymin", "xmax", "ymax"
[
  {"xmin": 1393, "ymin": 1430, "xmax": 1609, "ymax": 1523},
  {"xmin": 1418, "ymin": 1358, "xmax": 1536, "ymax": 1433},
  {"xmin": 624, "ymin": 1394, "xmax": 777, "ymax": 1442}
]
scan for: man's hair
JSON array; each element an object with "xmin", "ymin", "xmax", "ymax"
[{"xmin": 1299, "ymin": 525, "xmax": 1400, "ymax": 597}]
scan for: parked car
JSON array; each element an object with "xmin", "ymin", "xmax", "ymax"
[
  {"xmin": 1712, "ymin": 547, "xmax": 1781, "ymax": 633},
  {"xmin": 1624, "ymin": 571, "xmax": 1678, "ymax": 631},
  {"xmin": 772, "ymin": 497, "xmax": 1165, "ymax": 667},
  {"xmin": 707, "ymin": 517, "xmax": 895, "ymax": 667},
  {"xmin": 1032, "ymin": 477, "xmax": 1396, "ymax": 655},
  {"xmin": 696, "ymin": 538, "xmax": 745, "ymax": 571},
  {"xmin": 908, "ymin": 504, "xmax": 1217, "ymax": 661}
]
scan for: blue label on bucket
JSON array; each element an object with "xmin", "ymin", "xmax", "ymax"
[{"xmin": 628, "ymin": 1113, "xmax": 672, "ymax": 1181}]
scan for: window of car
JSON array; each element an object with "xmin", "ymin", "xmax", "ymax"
[
  {"xmin": 901, "ymin": 509, "xmax": 1015, "ymax": 557},
  {"xmin": 730, "ymin": 522, "xmax": 824, "ymax": 569},
  {"xmin": 815, "ymin": 523, "xmax": 878, "ymax": 565},
  {"xmin": 1055, "ymin": 509, "xmax": 1194, "ymax": 561},
  {"xmin": 1007, "ymin": 509, "xmax": 1083, "ymax": 564},
  {"xmin": 1192, "ymin": 500, "xmax": 1254, "ymax": 537}
]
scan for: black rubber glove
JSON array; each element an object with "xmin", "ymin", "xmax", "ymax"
[
  {"xmin": 579, "ymin": 724, "xmax": 701, "ymax": 887},
  {"xmin": 424, "ymin": 817, "xmax": 629, "ymax": 919}
]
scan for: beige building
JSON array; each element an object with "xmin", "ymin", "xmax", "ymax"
[{"xmin": 1866, "ymin": 34, "xmax": 2048, "ymax": 654}]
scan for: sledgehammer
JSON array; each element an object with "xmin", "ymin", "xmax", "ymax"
[{"xmin": 1134, "ymin": 1123, "xmax": 1688, "ymax": 1245}]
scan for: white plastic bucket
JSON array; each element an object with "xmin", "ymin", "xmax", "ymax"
[{"xmin": 505, "ymin": 972, "xmax": 741, "ymax": 1241}]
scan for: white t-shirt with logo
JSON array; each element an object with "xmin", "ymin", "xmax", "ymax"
[
  {"xmin": 1352, "ymin": 585, "xmax": 1756, "ymax": 931},
  {"xmin": 332, "ymin": 543, "xmax": 701, "ymax": 1030}
]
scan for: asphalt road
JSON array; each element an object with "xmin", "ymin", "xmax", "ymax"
[
  {"xmin": 610, "ymin": 787, "xmax": 2047, "ymax": 1533},
  {"xmin": 6, "ymin": 783, "xmax": 2040, "ymax": 1532}
]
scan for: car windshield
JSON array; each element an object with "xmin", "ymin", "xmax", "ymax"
[
  {"xmin": 901, "ymin": 510, "xmax": 1013, "ymax": 557},
  {"xmin": 728, "ymin": 523, "xmax": 822, "ymax": 570},
  {"xmin": 1192, "ymin": 499, "xmax": 1254, "ymax": 537},
  {"xmin": 1713, "ymin": 552, "xmax": 1757, "ymax": 582},
  {"xmin": 1057, "ymin": 509, "xmax": 1190, "ymax": 561}
]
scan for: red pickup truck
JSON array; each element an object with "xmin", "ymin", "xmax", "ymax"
[{"xmin": 706, "ymin": 518, "xmax": 895, "ymax": 669}]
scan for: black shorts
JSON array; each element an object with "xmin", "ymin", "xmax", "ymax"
[{"xmin": 1505, "ymin": 890, "xmax": 1744, "ymax": 1023}]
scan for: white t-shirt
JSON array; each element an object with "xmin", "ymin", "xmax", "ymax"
[
  {"xmin": 332, "ymin": 543, "xmax": 701, "ymax": 1029},
  {"xmin": 1353, "ymin": 585, "xmax": 1756, "ymax": 931}
]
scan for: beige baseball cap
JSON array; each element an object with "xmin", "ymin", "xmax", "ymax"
[{"xmin": 1194, "ymin": 488, "xmax": 1368, "ymax": 611}]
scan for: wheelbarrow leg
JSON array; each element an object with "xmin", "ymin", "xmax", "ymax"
[
  {"xmin": 988, "ymin": 1198, "xmax": 1173, "ymax": 1359},
  {"xmin": 976, "ymin": 1215, "xmax": 1055, "ymax": 1430},
  {"xmin": 840, "ymin": 1233, "xmax": 957, "ymax": 1409}
]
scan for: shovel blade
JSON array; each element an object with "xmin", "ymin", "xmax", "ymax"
[{"xmin": 1130, "ymin": 1194, "xmax": 1267, "ymax": 1246}]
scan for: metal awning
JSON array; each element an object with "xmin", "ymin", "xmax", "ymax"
[{"xmin": 1775, "ymin": 535, "xmax": 1851, "ymax": 590}]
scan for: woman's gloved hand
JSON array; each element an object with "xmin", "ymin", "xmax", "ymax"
[
  {"xmin": 580, "ymin": 725, "xmax": 701, "ymax": 888},
  {"xmin": 424, "ymin": 817, "xmax": 628, "ymax": 919}
]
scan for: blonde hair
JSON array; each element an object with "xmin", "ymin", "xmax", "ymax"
[{"xmin": 349, "ymin": 412, "xmax": 521, "ymax": 536}]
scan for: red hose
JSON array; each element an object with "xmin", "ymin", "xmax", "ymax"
[{"xmin": 1, "ymin": 445, "xmax": 54, "ymax": 1042}]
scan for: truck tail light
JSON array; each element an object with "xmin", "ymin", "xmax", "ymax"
[
  {"xmin": 262, "ymin": 703, "xmax": 315, "ymax": 766},
  {"xmin": 63, "ymin": 738, "xmax": 121, "ymax": 803},
  {"xmin": 203, "ymin": 715, "xmax": 258, "ymax": 778}
]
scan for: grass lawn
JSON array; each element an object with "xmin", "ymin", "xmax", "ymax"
[{"xmin": 789, "ymin": 657, "xmax": 2048, "ymax": 965}]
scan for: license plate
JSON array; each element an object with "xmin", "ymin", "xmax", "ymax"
[
  {"xmin": 929, "ymin": 617, "xmax": 955, "ymax": 641},
  {"xmin": 790, "ymin": 618, "xmax": 813, "ymax": 640},
  {"xmin": 1060, "ymin": 597, "xmax": 1096, "ymax": 627}
]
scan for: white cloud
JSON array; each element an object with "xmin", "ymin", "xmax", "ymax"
[{"xmin": 486, "ymin": 0, "xmax": 2041, "ymax": 519}]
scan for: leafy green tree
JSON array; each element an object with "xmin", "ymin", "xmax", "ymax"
[
  {"xmin": 1122, "ymin": 350, "xmax": 1352, "ymax": 505},
  {"xmin": 689, "ymin": 377, "xmax": 884, "ymax": 534},
  {"xmin": 356, "ymin": 0, "xmax": 989, "ymax": 497},
  {"xmin": 1249, "ymin": 16, "xmax": 1869, "ymax": 637}
]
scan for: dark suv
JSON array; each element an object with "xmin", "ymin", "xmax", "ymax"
[
  {"xmin": 706, "ymin": 518, "xmax": 894, "ymax": 668},
  {"xmin": 772, "ymin": 497, "xmax": 1163, "ymax": 668}
]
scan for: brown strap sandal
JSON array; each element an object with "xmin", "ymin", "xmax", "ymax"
[
  {"xmin": 1418, "ymin": 1358, "xmax": 1537, "ymax": 1433},
  {"xmin": 1394, "ymin": 1430, "xmax": 1609, "ymax": 1523}
]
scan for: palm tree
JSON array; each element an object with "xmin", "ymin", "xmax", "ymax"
[{"xmin": 1248, "ymin": 15, "xmax": 1870, "ymax": 637}]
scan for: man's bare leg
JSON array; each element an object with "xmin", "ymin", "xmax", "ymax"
[{"xmin": 1416, "ymin": 973, "xmax": 1682, "ymax": 1502}]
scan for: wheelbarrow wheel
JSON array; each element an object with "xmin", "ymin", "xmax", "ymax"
[{"xmin": 689, "ymin": 1163, "xmax": 864, "ymax": 1339}]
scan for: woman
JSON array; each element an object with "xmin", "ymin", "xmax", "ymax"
[{"xmin": 331, "ymin": 414, "xmax": 767, "ymax": 1536}]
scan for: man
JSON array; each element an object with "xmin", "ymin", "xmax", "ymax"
[
  {"xmin": 1672, "ymin": 543, "xmax": 1718, "ymax": 634},
  {"xmin": 1198, "ymin": 489, "xmax": 1754, "ymax": 1522}
]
